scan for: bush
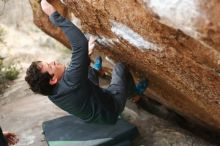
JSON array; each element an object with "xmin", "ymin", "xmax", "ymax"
[
  {"xmin": 3, "ymin": 65, "xmax": 19, "ymax": 80},
  {"xmin": 0, "ymin": 60, "xmax": 20, "ymax": 93},
  {"xmin": 0, "ymin": 62, "xmax": 20, "ymax": 80},
  {"xmin": 0, "ymin": 25, "xmax": 20, "ymax": 92}
]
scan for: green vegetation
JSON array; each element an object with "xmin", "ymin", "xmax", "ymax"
[
  {"xmin": 3, "ymin": 64, "xmax": 20, "ymax": 80},
  {"xmin": 0, "ymin": 26, "xmax": 20, "ymax": 93},
  {"xmin": 0, "ymin": 57, "xmax": 20, "ymax": 94}
]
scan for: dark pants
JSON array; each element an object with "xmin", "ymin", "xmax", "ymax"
[{"xmin": 88, "ymin": 63, "xmax": 135, "ymax": 114}]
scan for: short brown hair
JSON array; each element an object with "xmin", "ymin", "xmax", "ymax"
[{"xmin": 25, "ymin": 61, "xmax": 55, "ymax": 95}]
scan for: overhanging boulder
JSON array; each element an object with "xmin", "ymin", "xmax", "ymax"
[{"xmin": 29, "ymin": 0, "xmax": 220, "ymax": 131}]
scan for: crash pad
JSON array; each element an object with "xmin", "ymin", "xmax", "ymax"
[{"xmin": 42, "ymin": 115, "xmax": 138, "ymax": 146}]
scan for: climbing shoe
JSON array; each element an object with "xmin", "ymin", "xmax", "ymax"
[
  {"xmin": 131, "ymin": 79, "xmax": 148, "ymax": 107},
  {"xmin": 92, "ymin": 56, "xmax": 102, "ymax": 71},
  {"xmin": 135, "ymin": 79, "xmax": 148, "ymax": 95}
]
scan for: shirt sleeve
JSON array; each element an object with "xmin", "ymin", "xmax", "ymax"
[
  {"xmin": 0, "ymin": 127, "xmax": 8, "ymax": 146},
  {"xmin": 49, "ymin": 11, "xmax": 88, "ymax": 87}
]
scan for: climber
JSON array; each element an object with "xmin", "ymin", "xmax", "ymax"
[
  {"xmin": 25, "ymin": 0, "xmax": 148, "ymax": 124},
  {"xmin": 0, "ymin": 127, "xmax": 19, "ymax": 146}
]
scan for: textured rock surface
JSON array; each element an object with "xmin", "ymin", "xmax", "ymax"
[{"xmin": 29, "ymin": 0, "xmax": 220, "ymax": 131}]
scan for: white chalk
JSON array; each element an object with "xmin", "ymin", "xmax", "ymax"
[{"xmin": 111, "ymin": 20, "xmax": 162, "ymax": 52}]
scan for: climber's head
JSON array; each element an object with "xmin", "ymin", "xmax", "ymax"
[{"xmin": 25, "ymin": 61, "xmax": 65, "ymax": 95}]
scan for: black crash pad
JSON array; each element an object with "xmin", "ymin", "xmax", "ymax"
[
  {"xmin": 114, "ymin": 140, "xmax": 132, "ymax": 146},
  {"xmin": 42, "ymin": 115, "xmax": 138, "ymax": 146}
]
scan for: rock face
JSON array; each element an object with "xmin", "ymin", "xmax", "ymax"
[{"xmin": 29, "ymin": 0, "xmax": 220, "ymax": 131}]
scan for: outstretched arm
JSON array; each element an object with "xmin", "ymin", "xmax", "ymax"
[
  {"xmin": 88, "ymin": 36, "xmax": 97, "ymax": 56},
  {"xmin": 41, "ymin": 0, "xmax": 88, "ymax": 86}
]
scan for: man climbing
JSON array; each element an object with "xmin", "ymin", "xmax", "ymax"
[{"xmin": 25, "ymin": 0, "xmax": 148, "ymax": 124}]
